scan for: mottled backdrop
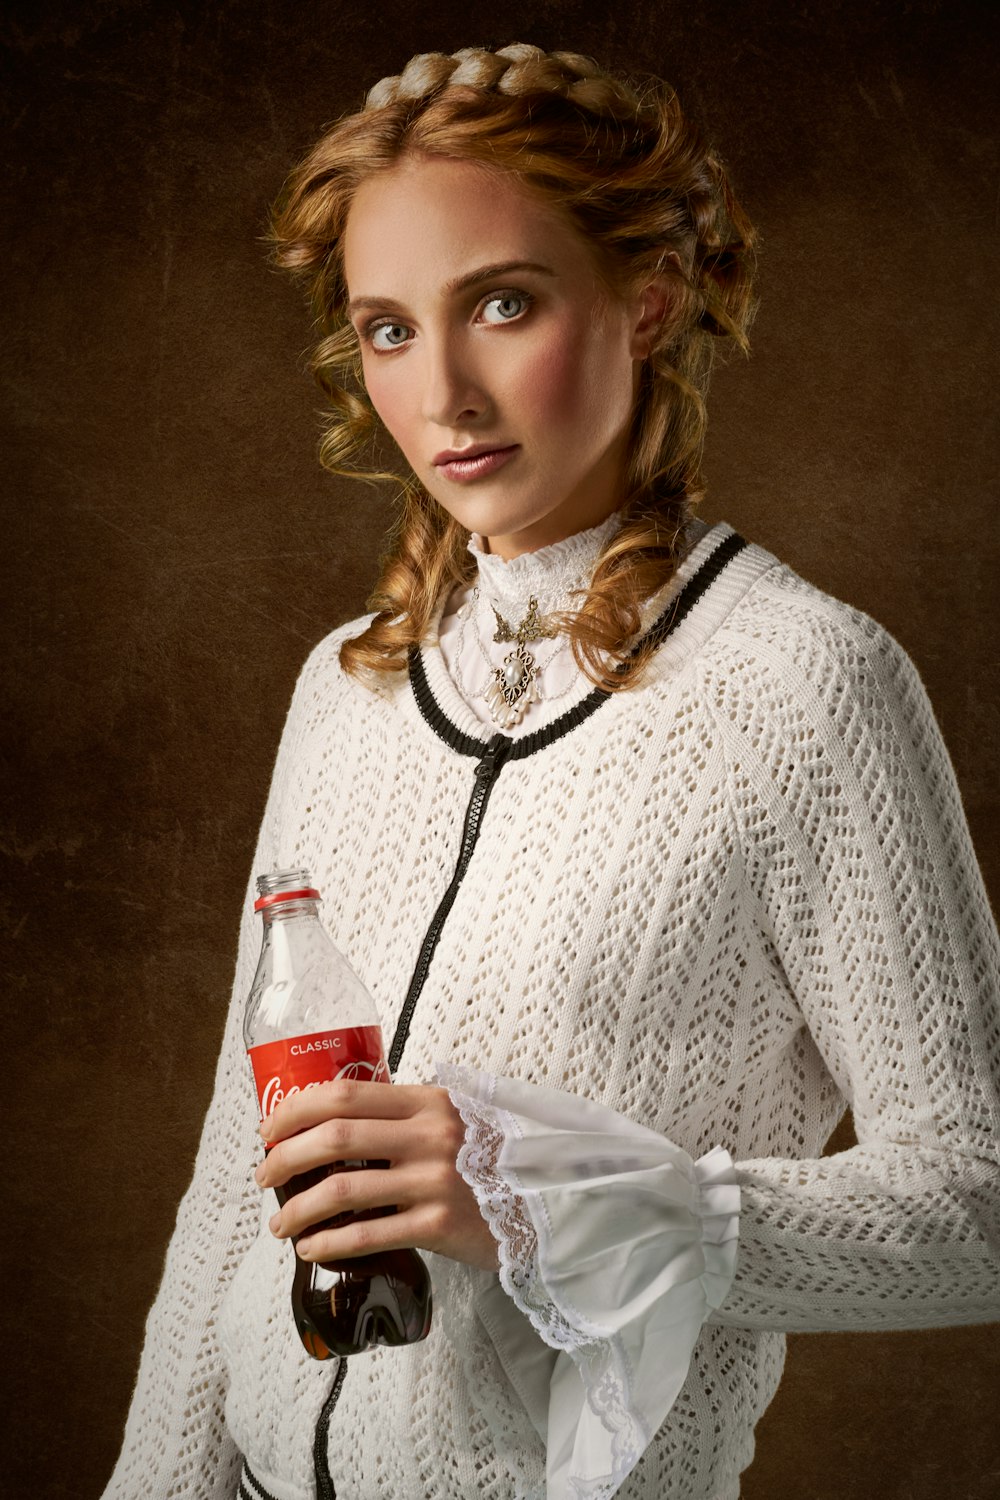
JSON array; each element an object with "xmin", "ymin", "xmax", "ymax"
[{"xmin": 3, "ymin": 2, "xmax": 998, "ymax": 1496}]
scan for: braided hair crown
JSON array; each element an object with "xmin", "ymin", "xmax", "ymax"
[{"xmin": 363, "ymin": 41, "xmax": 637, "ymax": 115}]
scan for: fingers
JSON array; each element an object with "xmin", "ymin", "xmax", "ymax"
[
  {"xmin": 257, "ymin": 1114, "xmax": 405, "ymax": 1188},
  {"xmin": 260, "ymin": 1078, "xmax": 419, "ymax": 1143},
  {"xmin": 270, "ymin": 1161, "xmax": 407, "ymax": 1241},
  {"xmin": 287, "ymin": 1175, "xmax": 499, "ymax": 1274},
  {"xmin": 294, "ymin": 1199, "xmax": 450, "ymax": 1264},
  {"xmin": 267, "ymin": 1160, "xmax": 453, "ymax": 1255}
]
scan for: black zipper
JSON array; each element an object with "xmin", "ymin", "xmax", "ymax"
[
  {"xmin": 388, "ymin": 731, "xmax": 513, "ymax": 1073},
  {"xmin": 313, "ymin": 1358, "xmax": 347, "ymax": 1500}
]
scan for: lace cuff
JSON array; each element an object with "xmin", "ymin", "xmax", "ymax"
[{"xmin": 436, "ymin": 1062, "xmax": 741, "ymax": 1500}]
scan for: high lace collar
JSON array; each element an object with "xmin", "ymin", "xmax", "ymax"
[{"xmin": 468, "ymin": 512, "xmax": 624, "ymax": 613}]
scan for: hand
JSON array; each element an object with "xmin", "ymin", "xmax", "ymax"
[{"xmin": 254, "ymin": 1078, "xmax": 500, "ymax": 1273}]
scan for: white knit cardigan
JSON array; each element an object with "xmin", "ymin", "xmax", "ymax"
[{"xmin": 103, "ymin": 520, "xmax": 1000, "ymax": 1500}]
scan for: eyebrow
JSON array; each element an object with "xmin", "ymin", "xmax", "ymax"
[{"xmin": 347, "ymin": 260, "xmax": 558, "ymax": 318}]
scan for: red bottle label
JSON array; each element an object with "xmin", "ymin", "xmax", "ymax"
[{"xmin": 248, "ymin": 1025, "xmax": 389, "ymax": 1121}]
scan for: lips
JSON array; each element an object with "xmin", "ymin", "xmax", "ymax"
[
  {"xmin": 433, "ymin": 446, "xmax": 520, "ymax": 482},
  {"xmin": 432, "ymin": 443, "xmax": 515, "ymax": 465}
]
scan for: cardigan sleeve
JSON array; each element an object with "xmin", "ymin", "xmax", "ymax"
[
  {"xmin": 703, "ymin": 593, "xmax": 1000, "ymax": 1332},
  {"xmin": 100, "ymin": 646, "xmax": 323, "ymax": 1500}
]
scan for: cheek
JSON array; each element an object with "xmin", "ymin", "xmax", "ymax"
[
  {"xmin": 360, "ymin": 361, "xmax": 411, "ymax": 446},
  {"xmin": 515, "ymin": 342, "xmax": 580, "ymax": 423},
  {"xmin": 514, "ymin": 330, "xmax": 629, "ymax": 436}
]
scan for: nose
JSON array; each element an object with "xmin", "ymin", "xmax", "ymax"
[{"xmin": 420, "ymin": 327, "xmax": 487, "ymax": 429}]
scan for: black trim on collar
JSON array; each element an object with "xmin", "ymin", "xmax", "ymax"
[{"xmin": 408, "ymin": 529, "xmax": 748, "ymax": 761}]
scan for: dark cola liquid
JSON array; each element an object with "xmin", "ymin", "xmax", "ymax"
[{"xmin": 274, "ymin": 1163, "xmax": 433, "ymax": 1360}]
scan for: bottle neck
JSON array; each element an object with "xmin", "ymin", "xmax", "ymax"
[{"xmin": 259, "ymin": 897, "xmax": 322, "ymax": 927}]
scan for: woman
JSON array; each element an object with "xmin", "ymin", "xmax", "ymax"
[{"xmin": 103, "ymin": 42, "xmax": 1000, "ymax": 1500}]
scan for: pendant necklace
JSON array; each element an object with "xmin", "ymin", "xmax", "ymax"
[
  {"xmin": 483, "ymin": 595, "xmax": 557, "ymax": 725},
  {"xmin": 454, "ymin": 590, "xmax": 576, "ymax": 729},
  {"xmin": 452, "ymin": 515, "xmax": 624, "ymax": 730}
]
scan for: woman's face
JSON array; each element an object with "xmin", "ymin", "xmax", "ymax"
[{"xmin": 343, "ymin": 153, "xmax": 661, "ymax": 560}]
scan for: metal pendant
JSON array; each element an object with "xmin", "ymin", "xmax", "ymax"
[
  {"xmin": 491, "ymin": 596, "xmax": 557, "ymax": 646},
  {"xmin": 483, "ymin": 643, "xmax": 538, "ymax": 728}
]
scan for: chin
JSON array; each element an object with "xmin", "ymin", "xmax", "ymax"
[{"xmin": 431, "ymin": 497, "xmax": 545, "ymax": 539}]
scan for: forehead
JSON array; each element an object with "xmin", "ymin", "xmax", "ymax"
[{"xmin": 342, "ymin": 153, "xmax": 596, "ymax": 294}]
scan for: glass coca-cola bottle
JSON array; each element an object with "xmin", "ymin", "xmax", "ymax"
[{"xmin": 244, "ymin": 866, "xmax": 433, "ymax": 1360}]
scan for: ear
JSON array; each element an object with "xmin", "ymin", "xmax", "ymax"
[{"xmin": 629, "ymin": 255, "xmax": 681, "ymax": 359}]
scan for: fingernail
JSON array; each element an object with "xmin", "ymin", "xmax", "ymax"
[
  {"xmin": 297, "ymin": 1238, "xmax": 314, "ymax": 1259},
  {"xmin": 254, "ymin": 1162, "xmax": 266, "ymax": 1186},
  {"xmin": 259, "ymin": 1116, "xmax": 272, "ymax": 1139},
  {"xmin": 269, "ymin": 1212, "xmax": 283, "ymax": 1236}
]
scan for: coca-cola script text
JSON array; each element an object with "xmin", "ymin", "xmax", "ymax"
[{"xmin": 248, "ymin": 1025, "xmax": 389, "ymax": 1122}]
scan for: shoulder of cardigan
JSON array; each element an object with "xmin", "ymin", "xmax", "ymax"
[{"xmin": 408, "ymin": 529, "xmax": 749, "ymax": 762}]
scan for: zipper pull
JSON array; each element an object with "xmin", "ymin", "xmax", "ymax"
[{"xmin": 474, "ymin": 732, "xmax": 512, "ymax": 782}]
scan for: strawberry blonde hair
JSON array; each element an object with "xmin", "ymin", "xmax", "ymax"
[{"xmin": 269, "ymin": 42, "xmax": 757, "ymax": 689}]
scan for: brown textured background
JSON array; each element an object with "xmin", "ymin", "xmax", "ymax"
[{"xmin": 3, "ymin": 2, "xmax": 999, "ymax": 1496}]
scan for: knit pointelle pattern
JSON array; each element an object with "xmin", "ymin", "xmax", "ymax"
[{"xmin": 102, "ymin": 522, "xmax": 1000, "ymax": 1500}]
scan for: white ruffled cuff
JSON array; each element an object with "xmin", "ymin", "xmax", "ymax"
[{"xmin": 436, "ymin": 1062, "xmax": 741, "ymax": 1500}]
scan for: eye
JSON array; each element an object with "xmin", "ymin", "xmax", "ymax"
[
  {"xmin": 366, "ymin": 321, "xmax": 412, "ymax": 353},
  {"xmin": 481, "ymin": 290, "xmax": 533, "ymax": 325}
]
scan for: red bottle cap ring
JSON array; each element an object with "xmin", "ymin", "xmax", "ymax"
[{"xmin": 253, "ymin": 887, "xmax": 321, "ymax": 911}]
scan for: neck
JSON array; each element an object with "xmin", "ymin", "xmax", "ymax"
[{"xmin": 483, "ymin": 504, "xmax": 621, "ymax": 562}]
